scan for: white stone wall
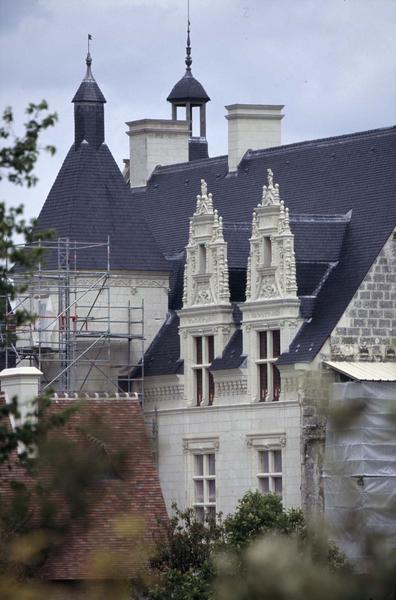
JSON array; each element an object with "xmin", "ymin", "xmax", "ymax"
[
  {"xmin": 148, "ymin": 399, "xmax": 301, "ymax": 517},
  {"xmin": 127, "ymin": 119, "xmax": 189, "ymax": 188},
  {"xmin": 225, "ymin": 105, "xmax": 284, "ymax": 172}
]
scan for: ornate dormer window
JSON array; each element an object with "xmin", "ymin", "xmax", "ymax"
[
  {"xmin": 182, "ymin": 179, "xmax": 230, "ymax": 308},
  {"xmin": 246, "ymin": 168, "xmax": 297, "ymax": 303},
  {"xmin": 241, "ymin": 169, "xmax": 301, "ymax": 403},
  {"xmin": 179, "ymin": 180, "xmax": 234, "ymax": 407}
]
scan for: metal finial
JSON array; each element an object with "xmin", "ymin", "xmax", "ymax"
[
  {"xmin": 84, "ymin": 34, "xmax": 94, "ymax": 81},
  {"xmin": 185, "ymin": 0, "xmax": 192, "ymax": 72}
]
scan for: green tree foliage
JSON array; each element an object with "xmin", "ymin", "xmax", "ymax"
[
  {"xmin": 148, "ymin": 492, "xmax": 346, "ymax": 600},
  {"xmin": 0, "ymin": 102, "xmax": 58, "ymax": 351}
]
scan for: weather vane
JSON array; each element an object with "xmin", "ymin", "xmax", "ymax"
[{"xmin": 87, "ymin": 33, "xmax": 92, "ymax": 54}]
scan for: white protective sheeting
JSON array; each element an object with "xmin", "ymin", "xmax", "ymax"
[
  {"xmin": 324, "ymin": 361, "xmax": 396, "ymax": 381},
  {"xmin": 324, "ymin": 381, "xmax": 396, "ymax": 565}
]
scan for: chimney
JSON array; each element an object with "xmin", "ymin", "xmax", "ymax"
[
  {"xmin": 0, "ymin": 366, "xmax": 42, "ymax": 429},
  {"xmin": 126, "ymin": 119, "xmax": 189, "ymax": 188},
  {"xmin": 225, "ymin": 104, "xmax": 284, "ymax": 172}
]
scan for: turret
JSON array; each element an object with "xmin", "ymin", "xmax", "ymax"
[
  {"xmin": 72, "ymin": 51, "xmax": 106, "ymax": 149},
  {"xmin": 167, "ymin": 19, "xmax": 210, "ymax": 160}
]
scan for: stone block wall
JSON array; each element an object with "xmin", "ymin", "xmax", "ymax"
[
  {"xmin": 150, "ymin": 400, "xmax": 301, "ymax": 517},
  {"xmin": 330, "ymin": 232, "xmax": 396, "ymax": 361}
]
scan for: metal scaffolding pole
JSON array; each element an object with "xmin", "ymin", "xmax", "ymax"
[{"xmin": 0, "ymin": 238, "xmax": 145, "ymax": 396}]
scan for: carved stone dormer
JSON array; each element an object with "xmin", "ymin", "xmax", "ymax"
[
  {"xmin": 241, "ymin": 169, "xmax": 301, "ymax": 403},
  {"xmin": 246, "ymin": 168, "xmax": 297, "ymax": 302},
  {"xmin": 179, "ymin": 180, "xmax": 233, "ymax": 407},
  {"xmin": 182, "ymin": 179, "xmax": 230, "ymax": 308}
]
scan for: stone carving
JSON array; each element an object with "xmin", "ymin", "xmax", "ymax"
[
  {"xmin": 216, "ymin": 379, "xmax": 248, "ymax": 397},
  {"xmin": 261, "ymin": 168, "xmax": 280, "ymax": 206},
  {"xmin": 145, "ymin": 384, "xmax": 184, "ymax": 402},
  {"xmin": 246, "ymin": 256, "xmax": 252, "ymax": 300},
  {"xmin": 245, "ymin": 168, "xmax": 298, "ymax": 302},
  {"xmin": 182, "ymin": 179, "xmax": 230, "ymax": 308},
  {"xmin": 251, "ymin": 211, "xmax": 259, "ymax": 238},
  {"xmin": 259, "ymin": 276, "xmax": 278, "ymax": 298},
  {"xmin": 195, "ymin": 178, "xmax": 214, "ymax": 215},
  {"xmin": 182, "ymin": 263, "xmax": 188, "ymax": 305}
]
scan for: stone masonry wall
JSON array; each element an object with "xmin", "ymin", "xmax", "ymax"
[
  {"xmin": 330, "ymin": 231, "xmax": 396, "ymax": 361},
  {"xmin": 300, "ymin": 366, "xmax": 335, "ymax": 515}
]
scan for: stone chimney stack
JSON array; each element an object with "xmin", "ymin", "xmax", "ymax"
[
  {"xmin": 0, "ymin": 367, "xmax": 42, "ymax": 429},
  {"xmin": 126, "ymin": 119, "xmax": 189, "ymax": 188},
  {"xmin": 225, "ymin": 104, "xmax": 284, "ymax": 173}
]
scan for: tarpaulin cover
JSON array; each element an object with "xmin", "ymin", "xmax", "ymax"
[{"xmin": 324, "ymin": 381, "xmax": 396, "ymax": 564}]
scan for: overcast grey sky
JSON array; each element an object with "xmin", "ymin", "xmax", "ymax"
[{"xmin": 1, "ymin": 0, "xmax": 396, "ymax": 223}]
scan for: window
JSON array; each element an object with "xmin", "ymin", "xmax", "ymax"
[
  {"xmin": 257, "ymin": 330, "xmax": 281, "ymax": 401},
  {"xmin": 263, "ymin": 236, "xmax": 272, "ymax": 267},
  {"xmin": 257, "ymin": 449, "xmax": 282, "ymax": 496},
  {"xmin": 194, "ymin": 335, "xmax": 215, "ymax": 406},
  {"xmin": 193, "ymin": 453, "xmax": 216, "ymax": 521},
  {"xmin": 198, "ymin": 244, "xmax": 207, "ymax": 273}
]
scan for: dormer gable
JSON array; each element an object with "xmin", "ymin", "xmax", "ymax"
[
  {"xmin": 182, "ymin": 179, "xmax": 230, "ymax": 308},
  {"xmin": 246, "ymin": 168, "xmax": 297, "ymax": 302}
]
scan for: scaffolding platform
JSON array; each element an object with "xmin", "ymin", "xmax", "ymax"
[{"xmin": 0, "ymin": 237, "xmax": 145, "ymax": 402}]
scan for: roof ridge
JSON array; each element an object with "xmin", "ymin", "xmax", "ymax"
[
  {"xmin": 244, "ymin": 125, "xmax": 396, "ymax": 159},
  {"xmin": 150, "ymin": 155, "xmax": 227, "ymax": 176}
]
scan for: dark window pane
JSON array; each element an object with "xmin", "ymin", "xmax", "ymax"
[
  {"xmin": 259, "ymin": 477, "xmax": 269, "ymax": 493},
  {"xmin": 208, "ymin": 479, "xmax": 216, "ymax": 502},
  {"xmin": 273, "ymin": 450, "xmax": 282, "ymax": 473},
  {"xmin": 272, "ymin": 330, "xmax": 281, "ymax": 358},
  {"xmin": 199, "ymin": 244, "xmax": 207, "ymax": 273},
  {"xmin": 208, "ymin": 335, "xmax": 214, "ymax": 363},
  {"xmin": 259, "ymin": 332, "xmax": 267, "ymax": 359},
  {"xmin": 208, "ymin": 453, "xmax": 215, "ymax": 475},
  {"xmin": 259, "ymin": 450, "xmax": 269, "ymax": 473},
  {"xmin": 196, "ymin": 369, "xmax": 203, "ymax": 405},
  {"xmin": 195, "ymin": 454, "xmax": 204, "ymax": 476},
  {"xmin": 274, "ymin": 477, "xmax": 283, "ymax": 495},
  {"xmin": 273, "ymin": 365, "xmax": 281, "ymax": 401},
  {"xmin": 194, "ymin": 480, "xmax": 204, "ymax": 503},
  {"xmin": 206, "ymin": 506, "xmax": 216, "ymax": 521},
  {"xmin": 208, "ymin": 371, "xmax": 215, "ymax": 405},
  {"xmin": 259, "ymin": 364, "xmax": 268, "ymax": 401},
  {"xmin": 195, "ymin": 337, "xmax": 203, "ymax": 364},
  {"xmin": 195, "ymin": 507, "xmax": 204, "ymax": 522}
]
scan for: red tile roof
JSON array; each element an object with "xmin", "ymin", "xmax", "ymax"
[{"xmin": 0, "ymin": 393, "xmax": 167, "ymax": 580}]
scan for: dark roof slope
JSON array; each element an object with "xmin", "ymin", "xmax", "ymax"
[
  {"xmin": 167, "ymin": 71, "xmax": 210, "ymax": 103},
  {"xmin": 133, "ymin": 126, "xmax": 396, "ymax": 363},
  {"xmin": 127, "ymin": 311, "xmax": 183, "ymax": 381},
  {"xmin": 35, "ymin": 142, "xmax": 169, "ymax": 272}
]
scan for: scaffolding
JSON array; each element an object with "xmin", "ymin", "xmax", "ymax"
[{"xmin": 0, "ymin": 238, "xmax": 145, "ymax": 401}]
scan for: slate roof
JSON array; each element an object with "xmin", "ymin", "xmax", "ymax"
[
  {"xmin": 167, "ymin": 71, "xmax": 210, "ymax": 104},
  {"xmin": 128, "ymin": 311, "xmax": 183, "ymax": 380},
  {"xmin": 0, "ymin": 394, "xmax": 167, "ymax": 580},
  {"xmin": 35, "ymin": 142, "xmax": 169, "ymax": 272},
  {"xmin": 134, "ymin": 303, "xmax": 245, "ymax": 378},
  {"xmin": 133, "ymin": 125, "xmax": 396, "ymax": 365},
  {"xmin": 35, "ymin": 59, "xmax": 168, "ymax": 273},
  {"xmin": 211, "ymin": 329, "xmax": 245, "ymax": 371}
]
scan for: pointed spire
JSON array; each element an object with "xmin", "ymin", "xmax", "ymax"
[
  {"xmin": 84, "ymin": 51, "xmax": 95, "ymax": 82},
  {"xmin": 72, "ymin": 40, "xmax": 106, "ymax": 149},
  {"xmin": 185, "ymin": 0, "xmax": 192, "ymax": 72},
  {"xmin": 185, "ymin": 20, "xmax": 192, "ymax": 72},
  {"xmin": 72, "ymin": 44, "xmax": 106, "ymax": 104}
]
